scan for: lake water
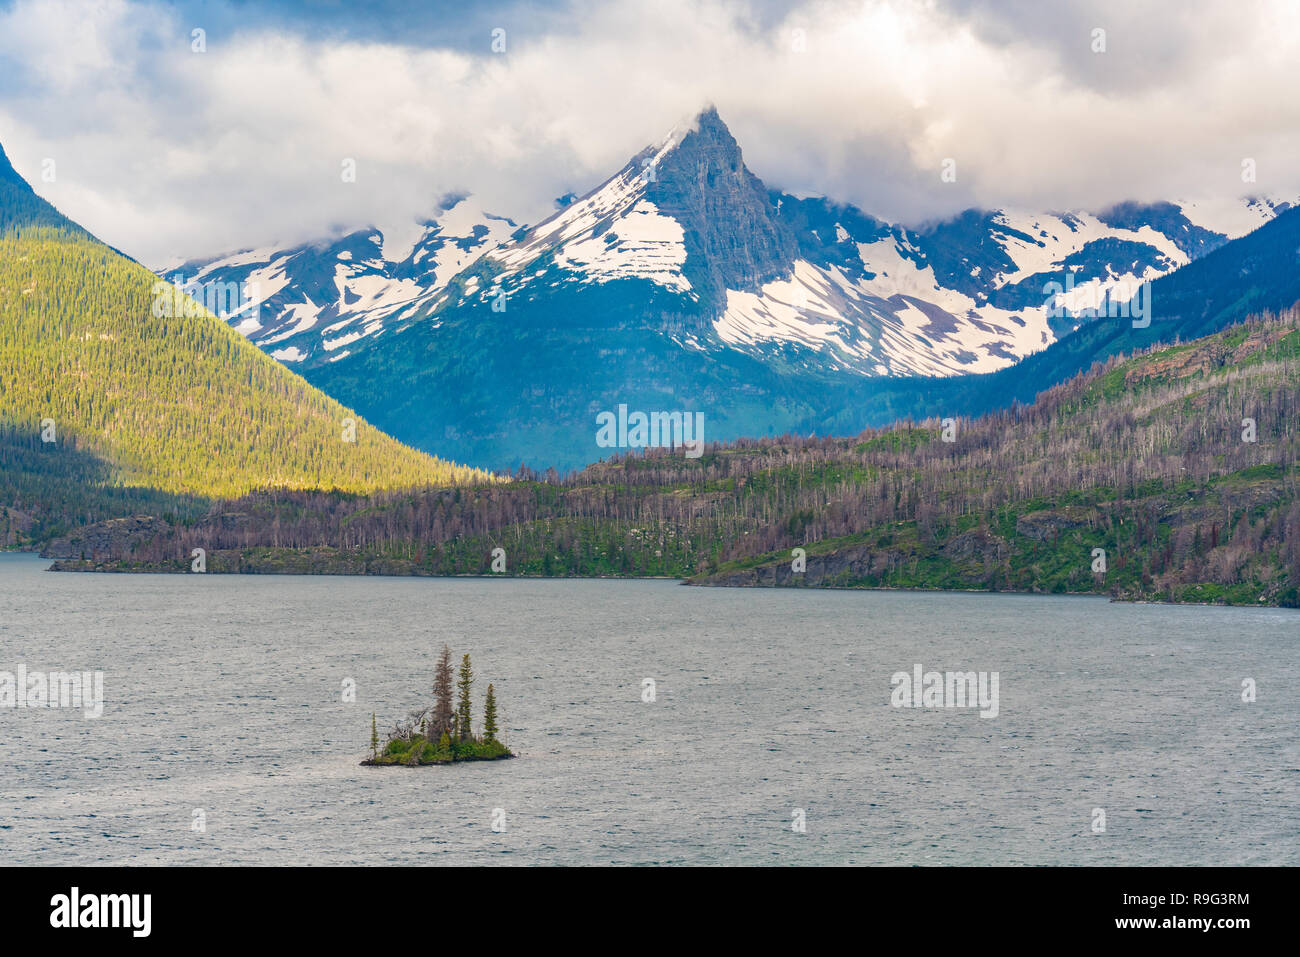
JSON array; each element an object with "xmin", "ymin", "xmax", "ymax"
[{"xmin": 1, "ymin": 552, "xmax": 1296, "ymax": 865}]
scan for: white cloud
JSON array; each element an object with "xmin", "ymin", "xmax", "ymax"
[{"xmin": 1, "ymin": 0, "xmax": 1297, "ymax": 265}]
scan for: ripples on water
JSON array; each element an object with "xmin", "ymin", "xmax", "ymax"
[{"xmin": 0, "ymin": 553, "xmax": 1295, "ymax": 865}]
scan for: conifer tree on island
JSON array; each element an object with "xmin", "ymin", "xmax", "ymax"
[
  {"xmin": 432, "ymin": 644, "xmax": 454, "ymax": 740},
  {"xmin": 483, "ymin": 684, "xmax": 499, "ymax": 742},
  {"xmin": 456, "ymin": 654, "xmax": 474, "ymax": 741}
]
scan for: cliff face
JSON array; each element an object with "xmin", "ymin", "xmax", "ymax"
[
  {"xmin": 645, "ymin": 106, "xmax": 798, "ymax": 304},
  {"xmin": 2, "ymin": 507, "xmax": 35, "ymax": 548}
]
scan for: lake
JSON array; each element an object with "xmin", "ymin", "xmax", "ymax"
[{"xmin": 1, "ymin": 552, "xmax": 1296, "ymax": 865}]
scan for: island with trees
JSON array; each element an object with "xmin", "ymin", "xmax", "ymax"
[{"xmin": 362, "ymin": 645, "xmax": 514, "ymax": 765}]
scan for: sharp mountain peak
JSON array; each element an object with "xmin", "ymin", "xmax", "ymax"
[
  {"xmin": 642, "ymin": 106, "xmax": 797, "ymax": 296},
  {"xmin": 503, "ymin": 104, "xmax": 796, "ymax": 299}
]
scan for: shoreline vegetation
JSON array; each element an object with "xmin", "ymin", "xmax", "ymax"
[
  {"xmin": 16, "ymin": 315, "xmax": 1300, "ymax": 609},
  {"xmin": 362, "ymin": 647, "xmax": 514, "ymax": 766},
  {"xmin": 35, "ymin": 556, "xmax": 1296, "ymax": 609}
]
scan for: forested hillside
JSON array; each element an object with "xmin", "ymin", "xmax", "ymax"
[
  {"xmin": 53, "ymin": 312, "xmax": 1300, "ymax": 607},
  {"xmin": 0, "ymin": 144, "xmax": 488, "ymax": 544}
]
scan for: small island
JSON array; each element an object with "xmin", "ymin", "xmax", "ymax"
[{"xmin": 363, "ymin": 645, "xmax": 514, "ymax": 765}]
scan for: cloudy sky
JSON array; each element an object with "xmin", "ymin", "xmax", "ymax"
[{"xmin": 1, "ymin": 0, "xmax": 1297, "ymax": 265}]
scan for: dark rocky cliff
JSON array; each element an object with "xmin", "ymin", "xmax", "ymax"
[{"xmin": 645, "ymin": 106, "xmax": 798, "ymax": 307}]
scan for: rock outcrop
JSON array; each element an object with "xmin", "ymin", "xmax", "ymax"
[{"xmin": 39, "ymin": 515, "xmax": 170, "ymax": 560}]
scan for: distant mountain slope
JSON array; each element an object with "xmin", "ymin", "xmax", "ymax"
[
  {"xmin": 894, "ymin": 202, "xmax": 1300, "ymax": 417},
  {"xmin": 689, "ymin": 312, "xmax": 1300, "ymax": 606},
  {"xmin": 0, "ymin": 141, "xmax": 488, "ymax": 543}
]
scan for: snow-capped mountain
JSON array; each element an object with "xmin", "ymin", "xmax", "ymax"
[
  {"xmin": 178, "ymin": 107, "xmax": 1293, "ymax": 469},
  {"xmin": 446, "ymin": 108, "xmax": 1286, "ymax": 377},
  {"xmin": 167, "ymin": 194, "xmax": 517, "ymax": 367},
  {"xmin": 186, "ymin": 108, "xmax": 1286, "ymax": 380}
]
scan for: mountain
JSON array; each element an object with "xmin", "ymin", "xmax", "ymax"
[
  {"xmin": 58, "ymin": 311, "xmax": 1300, "ymax": 609},
  {"xmin": 167, "ymin": 193, "xmax": 518, "ymax": 367},
  {"xmin": 0, "ymin": 141, "xmax": 488, "ymax": 545},
  {"xmin": 178, "ymin": 108, "xmax": 1291, "ymax": 470},
  {"xmin": 856, "ymin": 200, "xmax": 1300, "ymax": 428}
]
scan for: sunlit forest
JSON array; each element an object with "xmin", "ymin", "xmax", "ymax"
[{"xmin": 0, "ymin": 223, "xmax": 492, "ymax": 539}]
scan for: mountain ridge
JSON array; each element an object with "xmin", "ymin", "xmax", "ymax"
[
  {"xmin": 188, "ymin": 108, "xmax": 1288, "ymax": 378},
  {"xmin": 157, "ymin": 108, "xmax": 1296, "ymax": 470}
]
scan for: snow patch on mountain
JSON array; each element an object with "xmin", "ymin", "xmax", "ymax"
[
  {"xmin": 551, "ymin": 199, "xmax": 690, "ymax": 291},
  {"xmin": 716, "ymin": 261, "xmax": 843, "ymax": 349},
  {"xmin": 172, "ymin": 195, "xmax": 516, "ymax": 366},
  {"xmin": 270, "ymin": 345, "xmax": 305, "ymax": 362},
  {"xmin": 491, "ymin": 125, "xmax": 697, "ymax": 295},
  {"xmin": 716, "ymin": 250, "xmax": 1046, "ymax": 376},
  {"xmin": 990, "ymin": 210, "xmax": 1186, "ymax": 286}
]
